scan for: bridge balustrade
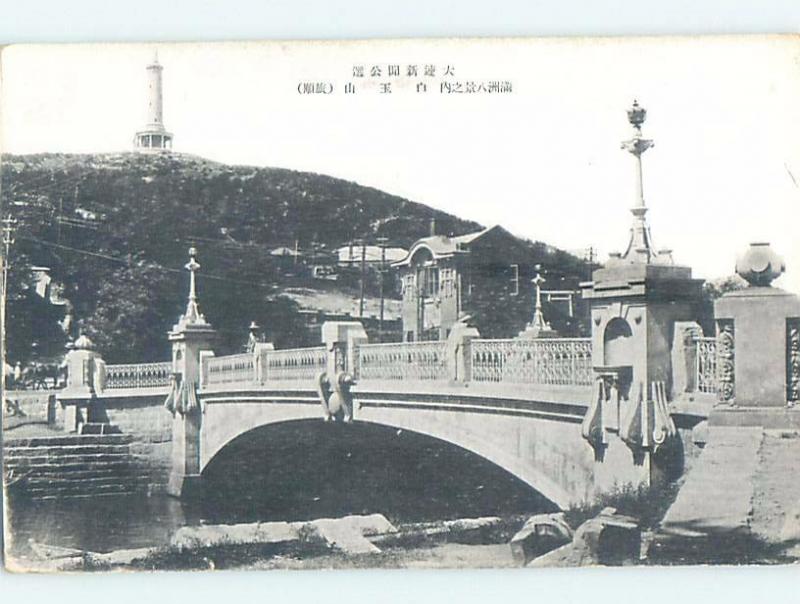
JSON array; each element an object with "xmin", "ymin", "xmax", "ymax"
[
  {"xmin": 695, "ymin": 336, "xmax": 718, "ymax": 395},
  {"xmin": 356, "ymin": 341, "xmax": 449, "ymax": 381},
  {"xmin": 471, "ymin": 338, "xmax": 593, "ymax": 386},
  {"xmin": 206, "ymin": 353, "xmax": 256, "ymax": 386},
  {"xmin": 263, "ymin": 346, "xmax": 328, "ymax": 382},
  {"xmin": 104, "ymin": 361, "xmax": 172, "ymax": 390}
]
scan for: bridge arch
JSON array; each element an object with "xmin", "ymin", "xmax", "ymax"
[{"xmin": 198, "ymin": 395, "xmax": 591, "ymax": 509}]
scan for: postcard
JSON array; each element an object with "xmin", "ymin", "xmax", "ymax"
[{"xmin": 2, "ymin": 35, "xmax": 799, "ymax": 571}]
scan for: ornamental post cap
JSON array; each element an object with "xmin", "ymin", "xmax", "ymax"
[
  {"xmin": 73, "ymin": 333, "xmax": 95, "ymax": 351},
  {"xmin": 735, "ymin": 242, "xmax": 786, "ymax": 287},
  {"xmin": 627, "ymin": 99, "xmax": 647, "ymax": 128}
]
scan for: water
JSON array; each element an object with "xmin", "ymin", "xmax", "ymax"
[{"xmin": 6, "ymin": 420, "xmax": 556, "ymax": 558}]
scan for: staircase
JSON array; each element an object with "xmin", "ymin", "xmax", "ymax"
[{"xmin": 3, "ymin": 434, "xmax": 153, "ymax": 499}]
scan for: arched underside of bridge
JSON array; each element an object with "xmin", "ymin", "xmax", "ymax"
[
  {"xmin": 199, "ymin": 390, "xmax": 597, "ymax": 509},
  {"xmin": 200, "ymin": 417, "xmax": 561, "ymax": 522}
]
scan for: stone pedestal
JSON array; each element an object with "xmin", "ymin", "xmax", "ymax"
[
  {"xmin": 715, "ymin": 288, "xmax": 800, "ymax": 407},
  {"xmin": 713, "ymin": 242, "xmax": 799, "ymax": 409}
]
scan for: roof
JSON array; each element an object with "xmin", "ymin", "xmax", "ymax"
[
  {"xmin": 270, "ymin": 246, "xmax": 301, "ymax": 257},
  {"xmin": 392, "ymin": 226, "xmax": 498, "ymax": 267},
  {"xmin": 336, "ymin": 245, "xmax": 408, "ymax": 264}
]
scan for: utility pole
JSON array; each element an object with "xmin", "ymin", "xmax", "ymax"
[
  {"xmin": 585, "ymin": 246, "xmax": 596, "ymax": 281},
  {"xmin": 1, "ymin": 214, "xmax": 18, "ymax": 404},
  {"xmin": 358, "ymin": 239, "xmax": 367, "ymax": 318},
  {"xmin": 376, "ymin": 237, "xmax": 388, "ymax": 342}
]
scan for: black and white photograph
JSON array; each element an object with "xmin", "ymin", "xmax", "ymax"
[{"xmin": 1, "ymin": 34, "xmax": 800, "ymax": 572}]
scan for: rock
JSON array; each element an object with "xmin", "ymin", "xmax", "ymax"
[
  {"xmin": 442, "ymin": 517, "xmax": 502, "ymax": 532},
  {"xmin": 509, "ymin": 512, "xmax": 572, "ymax": 565},
  {"xmin": 171, "ymin": 521, "xmax": 300, "ymax": 550},
  {"xmin": 298, "ymin": 514, "xmax": 397, "ymax": 554},
  {"xmin": 528, "ymin": 507, "xmax": 641, "ymax": 567},
  {"xmin": 573, "ymin": 507, "xmax": 640, "ymax": 565},
  {"xmin": 780, "ymin": 499, "xmax": 800, "ymax": 541},
  {"xmin": 88, "ymin": 547, "xmax": 156, "ymax": 566}
]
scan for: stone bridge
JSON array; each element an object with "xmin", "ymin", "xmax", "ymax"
[{"xmin": 55, "ymin": 241, "xmax": 800, "ymax": 510}]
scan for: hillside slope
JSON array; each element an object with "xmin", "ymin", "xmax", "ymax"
[{"xmin": 1, "ymin": 152, "xmax": 586, "ymax": 363}]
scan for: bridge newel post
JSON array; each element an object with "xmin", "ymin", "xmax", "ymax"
[
  {"xmin": 58, "ymin": 333, "xmax": 105, "ymax": 432},
  {"xmin": 579, "ymin": 101, "xmax": 705, "ymax": 496},
  {"xmin": 252, "ymin": 341, "xmax": 274, "ymax": 384},
  {"xmin": 166, "ymin": 247, "xmax": 216, "ymax": 498},
  {"xmin": 446, "ymin": 322, "xmax": 480, "ymax": 382},
  {"xmin": 321, "ymin": 321, "xmax": 368, "ymax": 378}
]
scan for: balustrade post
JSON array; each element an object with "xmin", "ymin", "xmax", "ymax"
[
  {"xmin": 58, "ymin": 334, "xmax": 105, "ymax": 432},
  {"xmin": 671, "ymin": 321, "xmax": 703, "ymax": 397},
  {"xmin": 252, "ymin": 342, "xmax": 274, "ymax": 384},
  {"xmin": 446, "ymin": 323, "xmax": 480, "ymax": 382},
  {"xmin": 321, "ymin": 321, "xmax": 368, "ymax": 378}
]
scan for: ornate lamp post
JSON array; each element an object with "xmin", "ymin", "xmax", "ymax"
[{"xmin": 620, "ymin": 100, "xmax": 657, "ymax": 264}]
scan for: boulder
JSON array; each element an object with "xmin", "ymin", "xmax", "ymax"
[
  {"xmin": 298, "ymin": 514, "xmax": 398, "ymax": 554},
  {"xmin": 171, "ymin": 521, "xmax": 300, "ymax": 550},
  {"xmin": 528, "ymin": 507, "xmax": 641, "ymax": 567},
  {"xmin": 573, "ymin": 507, "xmax": 641, "ymax": 565},
  {"xmin": 509, "ymin": 513, "xmax": 573, "ymax": 565}
]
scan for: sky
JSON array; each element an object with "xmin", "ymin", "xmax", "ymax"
[{"xmin": 2, "ymin": 35, "xmax": 799, "ymax": 291}]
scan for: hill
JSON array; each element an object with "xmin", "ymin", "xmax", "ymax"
[{"xmin": 1, "ymin": 152, "xmax": 587, "ymax": 363}]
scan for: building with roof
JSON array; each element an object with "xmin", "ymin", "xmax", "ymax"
[{"xmin": 393, "ymin": 225, "xmax": 579, "ymax": 341}]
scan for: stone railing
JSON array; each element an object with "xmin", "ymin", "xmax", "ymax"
[
  {"xmin": 695, "ymin": 336, "xmax": 718, "ymax": 394},
  {"xmin": 105, "ymin": 361, "xmax": 172, "ymax": 390},
  {"xmin": 471, "ymin": 338, "xmax": 593, "ymax": 386},
  {"xmin": 206, "ymin": 353, "xmax": 256, "ymax": 387},
  {"xmin": 356, "ymin": 341, "xmax": 449, "ymax": 381},
  {"xmin": 263, "ymin": 346, "xmax": 328, "ymax": 382}
]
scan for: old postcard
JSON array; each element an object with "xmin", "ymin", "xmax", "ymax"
[{"xmin": 1, "ymin": 35, "xmax": 799, "ymax": 572}]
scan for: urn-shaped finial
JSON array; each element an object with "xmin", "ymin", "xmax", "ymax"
[
  {"xmin": 627, "ymin": 99, "xmax": 647, "ymax": 129},
  {"xmin": 735, "ymin": 242, "xmax": 785, "ymax": 287}
]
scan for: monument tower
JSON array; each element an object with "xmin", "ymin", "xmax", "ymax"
[{"xmin": 134, "ymin": 51, "xmax": 173, "ymax": 152}]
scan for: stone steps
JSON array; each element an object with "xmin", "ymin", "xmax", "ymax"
[
  {"xmin": 5, "ymin": 434, "xmax": 135, "ymax": 447},
  {"xmin": 3, "ymin": 432, "xmax": 158, "ymax": 500},
  {"xmin": 4, "ymin": 444, "xmax": 134, "ymax": 457}
]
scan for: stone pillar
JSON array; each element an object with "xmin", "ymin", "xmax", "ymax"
[
  {"xmin": 166, "ymin": 248, "xmax": 216, "ymax": 498},
  {"xmin": 711, "ymin": 243, "xmax": 800, "ymax": 424},
  {"xmin": 580, "ymin": 101, "xmax": 704, "ymax": 495},
  {"xmin": 446, "ymin": 322, "xmax": 480, "ymax": 382},
  {"xmin": 58, "ymin": 334, "xmax": 103, "ymax": 432},
  {"xmin": 671, "ymin": 321, "xmax": 704, "ymax": 396},
  {"xmin": 321, "ymin": 321, "xmax": 368, "ymax": 377}
]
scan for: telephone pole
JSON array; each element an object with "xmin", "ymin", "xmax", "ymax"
[
  {"xmin": 376, "ymin": 237, "xmax": 388, "ymax": 342},
  {"xmin": 1, "ymin": 214, "xmax": 18, "ymax": 402},
  {"xmin": 358, "ymin": 239, "xmax": 367, "ymax": 318}
]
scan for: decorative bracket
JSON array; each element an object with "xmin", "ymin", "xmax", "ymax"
[{"xmin": 619, "ymin": 380, "xmax": 677, "ymax": 455}]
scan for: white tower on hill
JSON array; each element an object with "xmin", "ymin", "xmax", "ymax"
[{"xmin": 134, "ymin": 51, "xmax": 173, "ymax": 152}]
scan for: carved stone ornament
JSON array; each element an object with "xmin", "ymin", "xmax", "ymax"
[
  {"xmin": 735, "ymin": 242, "xmax": 785, "ymax": 287},
  {"xmin": 316, "ymin": 371, "xmax": 355, "ymax": 423},
  {"xmin": 619, "ymin": 380, "xmax": 676, "ymax": 454},
  {"xmin": 788, "ymin": 320, "xmax": 800, "ymax": 404},
  {"xmin": 716, "ymin": 319, "xmax": 735, "ymax": 403}
]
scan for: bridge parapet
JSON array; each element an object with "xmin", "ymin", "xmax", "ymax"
[
  {"xmin": 105, "ymin": 361, "xmax": 172, "ymax": 390},
  {"xmin": 471, "ymin": 338, "xmax": 593, "ymax": 387},
  {"xmin": 355, "ymin": 341, "xmax": 448, "ymax": 382}
]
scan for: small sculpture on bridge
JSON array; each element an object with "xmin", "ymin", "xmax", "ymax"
[{"xmin": 316, "ymin": 371, "xmax": 355, "ymax": 423}]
